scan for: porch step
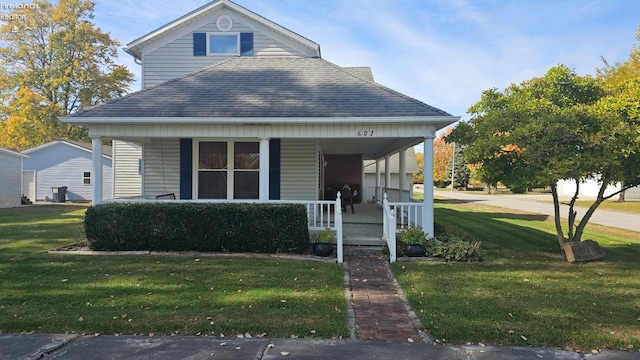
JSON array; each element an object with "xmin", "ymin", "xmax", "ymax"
[
  {"xmin": 344, "ymin": 245, "xmax": 386, "ymax": 255},
  {"xmin": 343, "ymin": 223, "xmax": 383, "ymax": 238},
  {"xmin": 343, "ymin": 236, "xmax": 386, "ymax": 246}
]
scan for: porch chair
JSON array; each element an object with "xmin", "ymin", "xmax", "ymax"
[{"xmin": 340, "ymin": 184, "xmax": 356, "ymax": 214}]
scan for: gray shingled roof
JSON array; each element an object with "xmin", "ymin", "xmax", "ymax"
[
  {"xmin": 72, "ymin": 57, "xmax": 451, "ymax": 119},
  {"xmin": 343, "ymin": 67, "xmax": 374, "ymax": 81}
]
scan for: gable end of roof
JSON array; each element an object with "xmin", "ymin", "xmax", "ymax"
[
  {"xmin": 22, "ymin": 140, "xmax": 112, "ymax": 158},
  {"xmin": 124, "ymin": 0, "xmax": 320, "ymax": 60}
]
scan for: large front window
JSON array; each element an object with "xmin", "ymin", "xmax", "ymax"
[{"xmin": 197, "ymin": 141, "xmax": 259, "ymax": 199}]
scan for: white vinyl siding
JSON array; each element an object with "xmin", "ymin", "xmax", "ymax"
[
  {"xmin": 112, "ymin": 140, "xmax": 143, "ymax": 198},
  {"xmin": 280, "ymin": 139, "xmax": 318, "ymax": 201},
  {"xmin": 364, "ymin": 173, "xmax": 413, "ymax": 191},
  {"xmin": 0, "ymin": 150, "xmax": 23, "ymax": 207},
  {"xmin": 143, "ymin": 139, "xmax": 180, "ymax": 199},
  {"xmin": 142, "ymin": 15, "xmax": 307, "ymax": 88}
]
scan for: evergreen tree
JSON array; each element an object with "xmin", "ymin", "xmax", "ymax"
[{"xmin": 444, "ymin": 144, "xmax": 470, "ymax": 189}]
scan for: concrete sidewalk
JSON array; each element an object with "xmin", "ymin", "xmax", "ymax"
[
  {"xmin": 3, "ymin": 333, "xmax": 640, "ymax": 360},
  {"xmin": 434, "ymin": 189, "xmax": 640, "ymax": 233}
]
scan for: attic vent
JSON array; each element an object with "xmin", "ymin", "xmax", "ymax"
[{"xmin": 216, "ymin": 15, "xmax": 233, "ymax": 32}]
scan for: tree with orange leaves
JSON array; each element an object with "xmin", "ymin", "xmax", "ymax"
[
  {"xmin": 0, "ymin": 0, "xmax": 133, "ymax": 150},
  {"xmin": 433, "ymin": 127, "xmax": 453, "ymax": 186},
  {"xmin": 448, "ymin": 64, "xmax": 640, "ymax": 261}
]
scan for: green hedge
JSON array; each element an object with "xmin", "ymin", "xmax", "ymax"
[{"xmin": 84, "ymin": 203, "xmax": 310, "ymax": 253}]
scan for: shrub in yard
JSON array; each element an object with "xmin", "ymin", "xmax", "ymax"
[
  {"xmin": 395, "ymin": 222, "xmax": 482, "ymax": 261},
  {"xmin": 433, "ymin": 225, "xmax": 483, "ymax": 262},
  {"xmin": 433, "ymin": 239, "xmax": 482, "ymax": 262},
  {"xmin": 84, "ymin": 203, "xmax": 309, "ymax": 253}
]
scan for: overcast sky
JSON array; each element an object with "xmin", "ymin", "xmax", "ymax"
[{"xmin": 92, "ymin": 0, "xmax": 639, "ymax": 124}]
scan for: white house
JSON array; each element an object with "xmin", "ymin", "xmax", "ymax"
[
  {"xmin": 363, "ymin": 147, "xmax": 419, "ymax": 202},
  {"xmin": 22, "ymin": 140, "xmax": 113, "ymax": 202},
  {"xmin": 62, "ymin": 0, "xmax": 459, "ymax": 260},
  {"xmin": 556, "ymin": 178, "xmax": 640, "ymax": 201},
  {"xmin": 0, "ymin": 147, "xmax": 28, "ymax": 208}
]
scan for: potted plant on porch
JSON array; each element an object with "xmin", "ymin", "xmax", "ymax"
[
  {"xmin": 399, "ymin": 225, "xmax": 428, "ymax": 257},
  {"xmin": 311, "ymin": 228, "xmax": 335, "ymax": 257}
]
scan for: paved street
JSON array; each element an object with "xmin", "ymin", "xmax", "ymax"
[
  {"xmin": 4, "ymin": 333, "xmax": 640, "ymax": 360},
  {"xmin": 431, "ymin": 189, "xmax": 640, "ymax": 234}
]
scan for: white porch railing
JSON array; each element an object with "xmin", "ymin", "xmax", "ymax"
[
  {"xmin": 364, "ymin": 186, "xmax": 413, "ymax": 204},
  {"xmin": 382, "ymin": 193, "xmax": 397, "ymax": 263},
  {"xmin": 104, "ymin": 194, "xmax": 345, "ymax": 263},
  {"xmin": 388, "ymin": 200, "xmax": 424, "ymax": 231},
  {"xmin": 378, "ymin": 188, "xmax": 412, "ymax": 202},
  {"xmin": 382, "ymin": 193, "xmax": 429, "ymax": 263}
]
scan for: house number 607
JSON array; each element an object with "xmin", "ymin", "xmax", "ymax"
[{"xmin": 357, "ymin": 130, "xmax": 374, "ymax": 137}]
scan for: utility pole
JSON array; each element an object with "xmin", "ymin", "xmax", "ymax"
[{"xmin": 450, "ymin": 142, "xmax": 456, "ymax": 191}]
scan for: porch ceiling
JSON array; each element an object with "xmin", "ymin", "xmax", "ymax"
[{"xmin": 319, "ymin": 137, "xmax": 422, "ymax": 159}]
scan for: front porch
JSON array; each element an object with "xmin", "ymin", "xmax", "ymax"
[{"xmin": 105, "ymin": 190, "xmax": 421, "ymax": 263}]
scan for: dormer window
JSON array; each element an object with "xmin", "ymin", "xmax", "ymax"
[
  {"xmin": 193, "ymin": 32, "xmax": 253, "ymax": 56},
  {"xmin": 208, "ymin": 32, "xmax": 240, "ymax": 55}
]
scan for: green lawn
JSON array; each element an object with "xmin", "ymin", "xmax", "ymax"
[
  {"xmin": 392, "ymin": 200, "xmax": 640, "ymax": 351},
  {"xmin": 0, "ymin": 205, "xmax": 348, "ymax": 338},
  {"xmin": 563, "ymin": 199, "xmax": 640, "ymax": 215},
  {"xmin": 5, "ymin": 204, "xmax": 640, "ymax": 350}
]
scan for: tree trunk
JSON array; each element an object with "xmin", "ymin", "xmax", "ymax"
[
  {"xmin": 617, "ymin": 182, "xmax": 626, "ymax": 202},
  {"xmin": 550, "ymin": 184, "xmax": 566, "ymax": 257},
  {"xmin": 567, "ymin": 180, "xmax": 580, "ymax": 243},
  {"xmin": 573, "ymin": 182, "xmax": 607, "ymax": 243}
]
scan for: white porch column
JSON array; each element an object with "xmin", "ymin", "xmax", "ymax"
[
  {"xmin": 423, "ymin": 136, "xmax": 435, "ymax": 238},
  {"xmin": 259, "ymin": 138, "xmax": 270, "ymax": 202},
  {"xmin": 384, "ymin": 155, "xmax": 391, "ymax": 197},
  {"xmin": 375, "ymin": 160, "xmax": 381, "ymax": 202},
  {"xmin": 399, "ymin": 148, "xmax": 407, "ymax": 202},
  {"xmin": 91, "ymin": 137, "xmax": 103, "ymax": 205}
]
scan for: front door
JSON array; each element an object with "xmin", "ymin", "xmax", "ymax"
[
  {"xmin": 22, "ymin": 170, "xmax": 35, "ymax": 201},
  {"xmin": 322, "ymin": 154, "xmax": 362, "ymax": 203}
]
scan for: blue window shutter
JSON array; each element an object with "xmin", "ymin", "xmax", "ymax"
[
  {"xmin": 269, "ymin": 139, "xmax": 280, "ymax": 200},
  {"xmin": 179, "ymin": 139, "xmax": 193, "ymax": 199},
  {"xmin": 240, "ymin": 32, "xmax": 253, "ymax": 56},
  {"xmin": 193, "ymin": 33, "xmax": 206, "ymax": 56}
]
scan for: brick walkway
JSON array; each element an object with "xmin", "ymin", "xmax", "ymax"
[{"xmin": 345, "ymin": 252, "xmax": 422, "ymax": 343}]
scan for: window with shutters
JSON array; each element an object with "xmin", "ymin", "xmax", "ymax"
[
  {"xmin": 193, "ymin": 32, "xmax": 253, "ymax": 56},
  {"xmin": 197, "ymin": 141, "xmax": 259, "ymax": 199}
]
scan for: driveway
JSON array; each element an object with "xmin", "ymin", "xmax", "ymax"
[{"xmin": 432, "ymin": 189, "xmax": 640, "ymax": 233}]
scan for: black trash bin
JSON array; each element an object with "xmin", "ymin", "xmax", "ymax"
[
  {"xmin": 51, "ymin": 186, "xmax": 68, "ymax": 203},
  {"xmin": 58, "ymin": 186, "xmax": 67, "ymax": 203}
]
